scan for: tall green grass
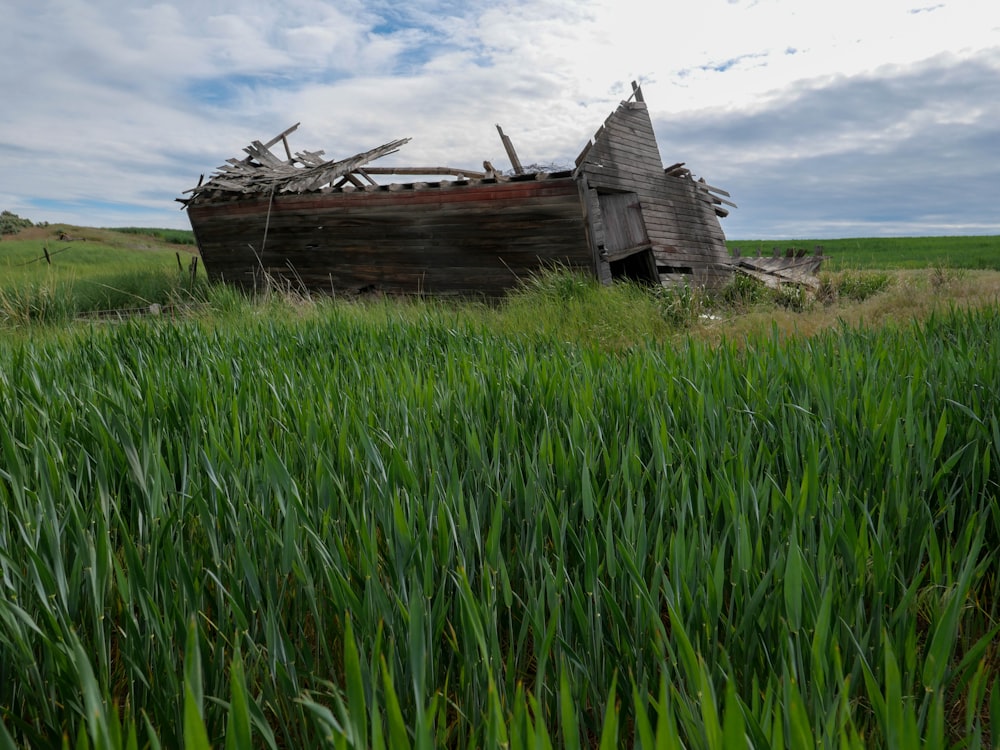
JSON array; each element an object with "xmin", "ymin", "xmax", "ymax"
[
  {"xmin": 1, "ymin": 228, "xmax": 204, "ymax": 324},
  {"xmin": 0, "ymin": 303, "xmax": 998, "ymax": 747},
  {"xmin": 0, "ymin": 268, "xmax": 209, "ymax": 327}
]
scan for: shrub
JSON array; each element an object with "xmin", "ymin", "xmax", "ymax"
[
  {"xmin": 837, "ymin": 270, "xmax": 892, "ymax": 301},
  {"xmin": 815, "ymin": 274, "xmax": 838, "ymax": 305},
  {"xmin": 719, "ymin": 272, "xmax": 768, "ymax": 310},
  {"xmin": 652, "ymin": 282, "xmax": 704, "ymax": 327},
  {"xmin": 0, "ymin": 210, "xmax": 34, "ymax": 235},
  {"xmin": 929, "ymin": 265, "xmax": 964, "ymax": 292},
  {"xmin": 772, "ymin": 283, "xmax": 809, "ymax": 311}
]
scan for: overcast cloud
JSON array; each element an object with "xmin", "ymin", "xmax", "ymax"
[{"xmin": 1, "ymin": 0, "xmax": 997, "ymax": 238}]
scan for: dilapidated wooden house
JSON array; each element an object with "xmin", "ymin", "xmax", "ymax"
[{"xmin": 180, "ymin": 83, "xmax": 739, "ymax": 295}]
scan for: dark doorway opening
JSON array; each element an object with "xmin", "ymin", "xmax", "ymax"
[
  {"xmin": 598, "ymin": 191, "xmax": 658, "ymax": 284},
  {"xmin": 610, "ymin": 248, "xmax": 658, "ymax": 284}
]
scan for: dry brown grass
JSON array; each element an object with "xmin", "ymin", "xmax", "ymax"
[{"xmin": 690, "ymin": 269, "xmax": 1000, "ymax": 345}]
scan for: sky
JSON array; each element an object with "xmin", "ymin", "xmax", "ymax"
[{"xmin": 1, "ymin": 0, "xmax": 998, "ymax": 239}]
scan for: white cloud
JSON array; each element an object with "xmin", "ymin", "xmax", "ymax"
[{"xmin": 1, "ymin": 0, "xmax": 998, "ymax": 236}]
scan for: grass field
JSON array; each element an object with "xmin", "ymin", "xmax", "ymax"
[
  {"xmin": 727, "ymin": 235, "xmax": 1000, "ymax": 271},
  {"xmin": 0, "ymin": 225, "xmax": 198, "ymax": 279},
  {"xmin": 0, "ymin": 225, "xmax": 999, "ymax": 748},
  {"xmin": 0, "ymin": 225, "xmax": 205, "ymax": 325}
]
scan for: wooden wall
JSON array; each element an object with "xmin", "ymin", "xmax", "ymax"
[
  {"xmin": 188, "ymin": 176, "xmax": 591, "ymax": 297},
  {"xmin": 575, "ymin": 100, "xmax": 732, "ymax": 287}
]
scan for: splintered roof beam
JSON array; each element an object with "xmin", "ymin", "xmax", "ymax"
[
  {"xmin": 263, "ymin": 123, "xmax": 301, "ymax": 150},
  {"xmin": 496, "ymin": 125, "xmax": 524, "ymax": 175}
]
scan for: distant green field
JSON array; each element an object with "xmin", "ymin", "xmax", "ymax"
[
  {"xmin": 1, "ymin": 227, "xmax": 197, "ymax": 280},
  {"xmin": 110, "ymin": 226, "xmax": 196, "ymax": 245},
  {"xmin": 0, "ymin": 225, "xmax": 204, "ymax": 323},
  {"xmin": 727, "ymin": 235, "xmax": 1000, "ymax": 271}
]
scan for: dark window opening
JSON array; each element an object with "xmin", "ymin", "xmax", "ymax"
[{"xmin": 657, "ymin": 265, "xmax": 694, "ymax": 275}]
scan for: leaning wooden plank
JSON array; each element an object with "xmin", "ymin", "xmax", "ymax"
[{"xmin": 496, "ymin": 125, "xmax": 524, "ymax": 174}]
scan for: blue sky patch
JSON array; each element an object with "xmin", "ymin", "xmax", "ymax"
[
  {"xmin": 699, "ymin": 52, "xmax": 767, "ymax": 73},
  {"xmin": 29, "ymin": 198, "xmax": 153, "ymax": 216},
  {"xmin": 185, "ymin": 73, "xmax": 302, "ymax": 107}
]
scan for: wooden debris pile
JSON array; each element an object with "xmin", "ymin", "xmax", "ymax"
[
  {"xmin": 183, "ymin": 123, "xmax": 411, "ymax": 198},
  {"xmin": 731, "ymin": 245, "xmax": 826, "ymax": 288}
]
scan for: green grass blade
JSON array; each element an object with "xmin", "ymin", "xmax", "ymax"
[
  {"xmin": 722, "ymin": 679, "xmax": 746, "ymax": 750},
  {"xmin": 381, "ymin": 658, "xmax": 411, "ymax": 750},
  {"xmin": 224, "ymin": 645, "xmax": 252, "ymax": 750},
  {"xmin": 184, "ymin": 682, "xmax": 212, "ymax": 750},
  {"xmin": 597, "ymin": 672, "xmax": 619, "ymax": 750},
  {"xmin": 344, "ymin": 615, "xmax": 368, "ymax": 748},
  {"xmin": 559, "ymin": 665, "xmax": 580, "ymax": 750}
]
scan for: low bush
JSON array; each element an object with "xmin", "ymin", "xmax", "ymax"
[
  {"xmin": 651, "ymin": 282, "xmax": 705, "ymax": 327},
  {"xmin": 836, "ymin": 270, "xmax": 893, "ymax": 300},
  {"xmin": 719, "ymin": 272, "xmax": 769, "ymax": 310},
  {"xmin": 0, "ymin": 210, "xmax": 34, "ymax": 235}
]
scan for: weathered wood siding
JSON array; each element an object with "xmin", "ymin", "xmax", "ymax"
[
  {"xmin": 188, "ymin": 176, "xmax": 590, "ymax": 296},
  {"xmin": 598, "ymin": 192, "xmax": 650, "ymax": 256},
  {"xmin": 659, "ymin": 174, "xmax": 731, "ymax": 286},
  {"xmin": 576, "ymin": 100, "xmax": 732, "ymax": 286}
]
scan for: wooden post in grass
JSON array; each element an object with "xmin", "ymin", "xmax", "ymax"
[{"xmin": 43, "ymin": 245, "xmax": 51, "ymax": 265}]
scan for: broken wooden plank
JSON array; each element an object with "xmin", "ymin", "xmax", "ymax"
[
  {"xmin": 698, "ymin": 192, "xmax": 738, "ymax": 209},
  {"xmin": 696, "ymin": 178, "xmax": 731, "ymax": 198},
  {"xmin": 262, "ymin": 123, "xmax": 300, "ymax": 150},
  {"xmin": 496, "ymin": 125, "xmax": 524, "ymax": 175},
  {"xmin": 190, "ymin": 137, "xmax": 412, "ymax": 197}
]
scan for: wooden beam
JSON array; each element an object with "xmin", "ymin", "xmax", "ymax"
[
  {"xmin": 354, "ymin": 169, "xmax": 378, "ymax": 186},
  {"xmin": 263, "ymin": 123, "xmax": 300, "ymax": 150},
  {"xmin": 602, "ymin": 242, "xmax": 653, "ymax": 263},
  {"xmin": 496, "ymin": 125, "xmax": 524, "ymax": 175},
  {"xmin": 360, "ymin": 166, "xmax": 487, "ymax": 179}
]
